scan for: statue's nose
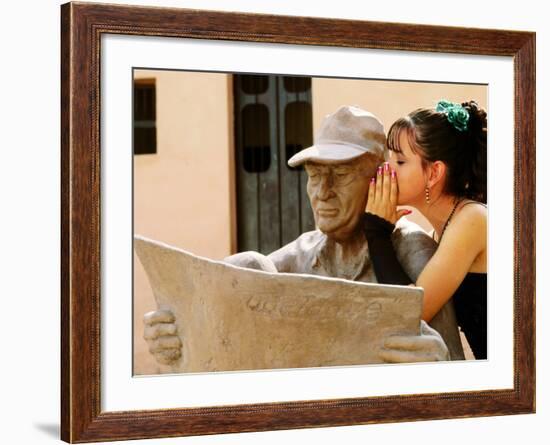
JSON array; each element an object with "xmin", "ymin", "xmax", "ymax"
[{"xmin": 317, "ymin": 175, "xmax": 334, "ymax": 200}]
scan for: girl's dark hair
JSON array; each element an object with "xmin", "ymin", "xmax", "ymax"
[{"xmin": 387, "ymin": 100, "xmax": 487, "ymax": 204}]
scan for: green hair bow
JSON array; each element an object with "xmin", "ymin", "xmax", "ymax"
[{"xmin": 436, "ymin": 99, "xmax": 469, "ymax": 132}]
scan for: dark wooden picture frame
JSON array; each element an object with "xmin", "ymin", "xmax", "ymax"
[{"xmin": 61, "ymin": 1, "xmax": 535, "ymax": 442}]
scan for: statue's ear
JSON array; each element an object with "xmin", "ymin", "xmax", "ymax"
[{"xmin": 360, "ymin": 152, "xmax": 383, "ymax": 178}]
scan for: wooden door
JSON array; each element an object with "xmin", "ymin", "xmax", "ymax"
[{"xmin": 234, "ymin": 74, "xmax": 315, "ymax": 254}]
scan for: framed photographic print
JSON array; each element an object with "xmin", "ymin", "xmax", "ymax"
[{"xmin": 61, "ymin": 1, "xmax": 535, "ymax": 442}]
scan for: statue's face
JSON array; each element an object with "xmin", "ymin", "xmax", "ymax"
[{"xmin": 305, "ymin": 155, "xmax": 377, "ymax": 241}]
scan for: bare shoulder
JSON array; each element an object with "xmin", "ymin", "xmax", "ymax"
[
  {"xmin": 268, "ymin": 230, "xmax": 324, "ymax": 273},
  {"xmin": 437, "ymin": 200, "xmax": 487, "ymax": 273},
  {"xmin": 269, "ymin": 230, "xmax": 323, "ymax": 258},
  {"xmin": 440, "ymin": 200, "xmax": 487, "ymax": 260},
  {"xmin": 452, "ymin": 201, "xmax": 487, "ymax": 232}
]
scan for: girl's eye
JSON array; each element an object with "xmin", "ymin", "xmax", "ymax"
[{"xmin": 396, "ymin": 161, "xmax": 405, "ymax": 165}]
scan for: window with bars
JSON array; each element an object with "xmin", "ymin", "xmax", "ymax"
[
  {"xmin": 133, "ymin": 79, "xmax": 157, "ymax": 155},
  {"xmin": 242, "ymin": 104, "xmax": 271, "ymax": 173}
]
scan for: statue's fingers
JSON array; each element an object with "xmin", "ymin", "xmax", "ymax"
[
  {"xmin": 379, "ymin": 348, "xmax": 442, "ymax": 363},
  {"xmin": 383, "ymin": 335, "xmax": 430, "ymax": 351},
  {"xmin": 384, "ymin": 334, "xmax": 447, "ymax": 362},
  {"xmin": 144, "ymin": 308, "xmax": 175, "ymax": 326},
  {"xmin": 149, "ymin": 336, "xmax": 182, "ymax": 353},
  {"xmin": 144, "ymin": 323, "xmax": 177, "ymax": 340},
  {"xmin": 154, "ymin": 349, "xmax": 181, "ymax": 364}
]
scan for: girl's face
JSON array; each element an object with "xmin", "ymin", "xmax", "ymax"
[{"xmin": 388, "ymin": 130, "xmax": 428, "ymax": 206}]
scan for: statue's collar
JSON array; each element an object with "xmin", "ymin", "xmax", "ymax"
[{"xmin": 312, "ymin": 232, "xmax": 370, "ymax": 281}]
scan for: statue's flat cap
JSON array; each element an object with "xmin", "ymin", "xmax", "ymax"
[{"xmin": 288, "ymin": 105, "xmax": 386, "ymax": 167}]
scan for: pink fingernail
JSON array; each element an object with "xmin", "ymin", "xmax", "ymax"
[
  {"xmin": 391, "ymin": 170, "xmax": 396, "ymax": 178},
  {"xmin": 384, "ymin": 163, "xmax": 389, "ymax": 172},
  {"xmin": 370, "ymin": 177, "xmax": 375, "ymax": 183},
  {"xmin": 377, "ymin": 166, "xmax": 382, "ymax": 175}
]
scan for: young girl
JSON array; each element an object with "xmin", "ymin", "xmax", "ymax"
[{"xmin": 364, "ymin": 100, "xmax": 487, "ymax": 359}]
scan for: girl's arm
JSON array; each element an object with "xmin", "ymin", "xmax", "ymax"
[
  {"xmin": 365, "ymin": 163, "xmax": 486, "ymax": 322},
  {"xmin": 363, "ymin": 163, "xmax": 417, "ymax": 285},
  {"xmin": 363, "ymin": 212, "xmax": 413, "ymax": 285},
  {"xmin": 415, "ymin": 205, "xmax": 486, "ymax": 321}
]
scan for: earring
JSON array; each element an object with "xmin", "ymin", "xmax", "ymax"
[{"xmin": 425, "ymin": 186, "xmax": 431, "ymax": 204}]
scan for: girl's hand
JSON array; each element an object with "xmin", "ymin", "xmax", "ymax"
[{"xmin": 366, "ymin": 162, "xmax": 410, "ymax": 224}]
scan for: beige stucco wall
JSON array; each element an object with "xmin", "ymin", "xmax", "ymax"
[
  {"xmin": 134, "ymin": 72, "xmax": 486, "ymax": 374},
  {"xmin": 312, "ymin": 78, "xmax": 487, "ymax": 133},
  {"xmin": 133, "ymin": 70, "xmax": 235, "ymax": 374}
]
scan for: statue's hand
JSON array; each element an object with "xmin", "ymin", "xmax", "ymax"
[
  {"xmin": 379, "ymin": 320, "xmax": 450, "ymax": 363},
  {"xmin": 143, "ymin": 309, "xmax": 182, "ymax": 365}
]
